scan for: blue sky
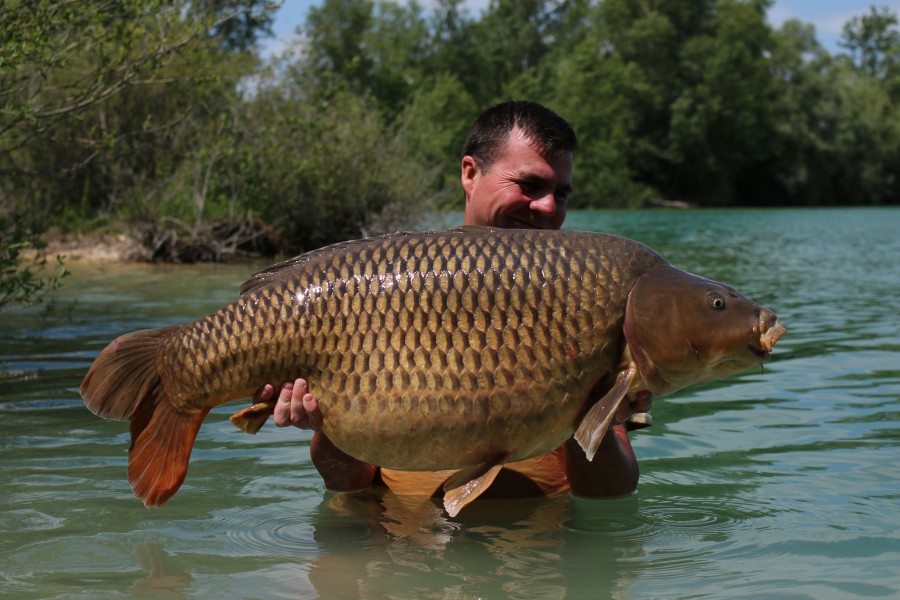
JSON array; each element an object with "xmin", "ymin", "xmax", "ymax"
[{"xmin": 266, "ymin": 0, "xmax": 900, "ymax": 58}]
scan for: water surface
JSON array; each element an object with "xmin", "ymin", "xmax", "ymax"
[{"xmin": 2, "ymin": 208, "xmax": 898, "ymax": 599}]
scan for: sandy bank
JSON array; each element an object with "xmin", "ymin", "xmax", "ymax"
[{"xmin": 33, "ymin": 233, "xmax": 149, "ymax": 263}]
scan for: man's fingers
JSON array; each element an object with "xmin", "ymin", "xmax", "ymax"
[
  {"xmin": 253, "ymin": 383, "xmax": 275, "ymax": 403},
  {"xmin": 271, "ymin": 378, "xmax": 322, "ymax": 430},
  {"xmin": 632, "ymin": 390, "xmax": 653, "ymax": 413},
  {"xmin": 304, "ymin": 393, "xmax": 322, "ymax": 430},
  {"xmin": 290, "ymin": 379, "xmax": 310, "ymax": 428},
  {"xmin": 616, "ymin": 391, "xmax": 653, "ymax": 425},
  {"xmin": 273, "ymin": 381, "xmax": 294, "ymax": 427}
]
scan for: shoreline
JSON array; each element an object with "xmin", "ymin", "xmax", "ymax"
[
  {"xmin": 29, "ymin": 231, "xmax": 275, "ymax": 267},
  {"xmin": 35, "ymin": 232, "xmax": 148, "ymax": 263}
]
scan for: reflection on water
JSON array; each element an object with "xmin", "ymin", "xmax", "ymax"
[
  {"xmin": 132, "ymin": 543, "xmax": 192, "ymax": 598},
  {"xmin": 306, "ymin": 490, "xmax": 648, "ymax": 599},
  {"xmin": 1, "ymin": 208, "xmax": 900, "ymax": 599}
]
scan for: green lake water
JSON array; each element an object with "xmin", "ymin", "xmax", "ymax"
[{"xmin": 1, "ymin": 208, "xmax": 898, "ymax": 599}]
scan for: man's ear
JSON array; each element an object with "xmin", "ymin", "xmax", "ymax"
[{"xmin": 460, "ymin": 155, "xmax": 479, "ymax": 199}]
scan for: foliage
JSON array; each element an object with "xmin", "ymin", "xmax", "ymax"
[
  {"xmin": 0, "ymin": 0, "xmax": 277, "ymax": 299},
  {"xmin": 0, "ymin": 217, "xmax": 68, "ymax": 310},
  {"xmin": 1, "ymin": 0, "xmax": 899, "ymax": 298},
  {"xmin": 207, "ymin": 70, "xmax": 443, "ymax": 254},
  {"xmin": 840, "ymin": 5, "xmax": 900, "ymax": 85},
  {"xmin": 392, "ymin": 73, "xmax": 479, "ymax": 208}
]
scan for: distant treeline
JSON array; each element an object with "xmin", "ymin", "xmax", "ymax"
[{"xmin": 2, "ymin": 0, "xmax": 899, "ymax": 264}]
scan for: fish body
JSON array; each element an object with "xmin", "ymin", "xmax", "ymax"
[{"xmin": 81, "ymin": 227, "xmax": 785, "ymax": 514}]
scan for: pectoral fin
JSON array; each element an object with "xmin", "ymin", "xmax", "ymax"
[
  {"xmin": 574, "ymin": 368, "xmax": 637, "ymax": 461},
  {"xmin": 229, "ymin": 401, "xmax": 276, "ymax": 434},
  {"xmin": 441, "ymin": 456, "xmax": 506, "ymax": 517}
]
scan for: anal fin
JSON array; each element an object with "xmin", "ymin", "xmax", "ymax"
[
  {"xmin": 441, "ymin": 456, "xmax": 506, "ymax": 517},
  {"xmin": 574, "ymin": 368, "xmax": 637, "ymax": 461},
  {"xmin": 229, "ymin": 400, "xmax": 276, "ymax": 434}
]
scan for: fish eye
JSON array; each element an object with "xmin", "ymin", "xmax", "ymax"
[{"xmin": 707, "ymin": 291, "xmax": 726, "ymax": 310}]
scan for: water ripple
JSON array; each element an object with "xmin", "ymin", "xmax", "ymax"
[
  {"xmin": 3, "ymin": 208, "xmax": 900, "ymax": 599},
  {"xmin": 211, "ymin": 495, "xmax": 390, "ymax": 558},
  {"xmin": 221, "ymin": 510, "xmax": 325, "ymax": 557}
]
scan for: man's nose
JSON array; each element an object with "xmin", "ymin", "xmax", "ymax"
[{"xmin": 530, "ymin": 194, "xmax": 557, "ymax": 215}]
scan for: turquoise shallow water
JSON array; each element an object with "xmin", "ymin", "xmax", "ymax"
[{"xmin": 1, "ymin": 208, "xmax": 898, "ymax": 599}]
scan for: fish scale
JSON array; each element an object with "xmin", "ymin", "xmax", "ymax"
[
  {"xmin": 81, "ymin": 226, "xmax": 785, "ymax": 512},
  {"xmin": 159, "ymin": 228, "xmax": 656, "ymax": 468}
]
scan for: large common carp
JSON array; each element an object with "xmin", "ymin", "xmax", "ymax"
[{"xmin": 81, "ymin": 227, "xmax": 786, "ymax": 516}]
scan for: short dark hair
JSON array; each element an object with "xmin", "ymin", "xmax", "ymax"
[{"xmin": 461, "ymin": 100, "xmax": 577, "ymax": 171}]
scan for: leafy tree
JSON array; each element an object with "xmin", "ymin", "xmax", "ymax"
[
  {"xmin": 423, "ymin": 0, "xmax": 481, "ymax": 94},
  {"xmin": 0, "ymin": 0, "xmax": 275, "ymax": 293},
  {"xmin": 195, "ymin": 0, "xmax": 276, "ymax": 52},
  {"xmin": 0, "ymin": 218, "xmax": 68, "ymax": 311},
  {"xmin": 2, "ymin": 0, "xmax": 899, "ymax": 289},
  {"xmin": 586, "ymin": 0, "xmax": 779, "ymax": 205},
  {"xmin": 763, "ymin": 19, "xmax": 840, "ymax": 204},
  {"xmin": 0, "ymin": 2, "xmax": 245, "ymax": 159},
  {"xmin": 212, "ymin": 72, "xmax": 442, "ymax": 254},
  {"xmin": 303, "ymin": 0, "xmax": 439, "ymax": 119},
  {"xmin": 393, "ymin": 73, "xmax": 479, "ymax": 208},
  {"xmin": 829, "ymin": 62, "xmax": 900, "ymax": 204},
  {"xmin": 472, "ymin": 0, "xmax": 565, "ymax": 102},
  {"xmin": 670, "ymin": 0, "xmax": 776, "ymax": 204},
  {"xmin": 303, "ymin": 0, "xmax": 378, "ymax": 95},
  {"xmin": 840, "ymin": 5, "xmax": 900, "ymax": 83}
]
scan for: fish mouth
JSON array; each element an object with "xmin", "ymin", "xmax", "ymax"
[{"xmin": 750, "ymin": 319, "xmax": 787, "ymax": 359}]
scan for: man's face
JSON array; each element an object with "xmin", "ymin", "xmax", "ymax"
[{"xmin": 461, "ymin": 128, "xmax": 573, "ymax": 231}]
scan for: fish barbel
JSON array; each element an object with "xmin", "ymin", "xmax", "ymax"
[{"xmin": 81, "ymin": 227, "xmax": 786, "ymax": 515}]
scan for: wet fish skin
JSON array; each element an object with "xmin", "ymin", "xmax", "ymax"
[
  {"xmin": 80, "ymin": 227, "xmax": 784, "ymax": 512},
  {"xmin": 165, "ymin": 228, "xmax": 662, "ymax": 468}
]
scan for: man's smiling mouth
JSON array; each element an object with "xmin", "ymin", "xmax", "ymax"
[{"xmin": 507, "ymin": 215, "xmax": 547, "ymax": 229}]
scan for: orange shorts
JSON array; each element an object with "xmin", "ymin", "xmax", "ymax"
[{"xmin": 376, "ymin": 447, "xmax": 570, "ymax": 499}]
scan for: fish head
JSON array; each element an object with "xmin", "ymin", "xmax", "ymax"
[{"xmin": 623, "ymin": 264, "xmax": 786, "ymax": 397}]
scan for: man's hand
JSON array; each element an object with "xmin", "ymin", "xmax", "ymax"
[
  {"xmin": 274, "ymin": 378, "xmax": 322, "ymax": 429},
  {"xmin": 615, "ymin": 390, "xmax": 653, "ymax": 426},
  {"xmin": 252, "ymin": 378, "xmax": 323, "ymax": 430}
]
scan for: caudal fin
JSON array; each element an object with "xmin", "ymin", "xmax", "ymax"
[{"xmin": 80, "ymin": 327, "xmax": 206, "ymax": 507}]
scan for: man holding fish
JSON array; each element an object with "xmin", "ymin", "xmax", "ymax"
[
  {"xmin": 254, "ymin": 101, "xmax": 653, "ymax": 501},
  {"xmin": 82, "ymin": 101, "xmax": 785, "ymax": 512}
]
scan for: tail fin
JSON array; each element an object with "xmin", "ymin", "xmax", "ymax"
[{"xmin": 80, "ymin": 327, "xmax": 206, "ymax": 507}]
